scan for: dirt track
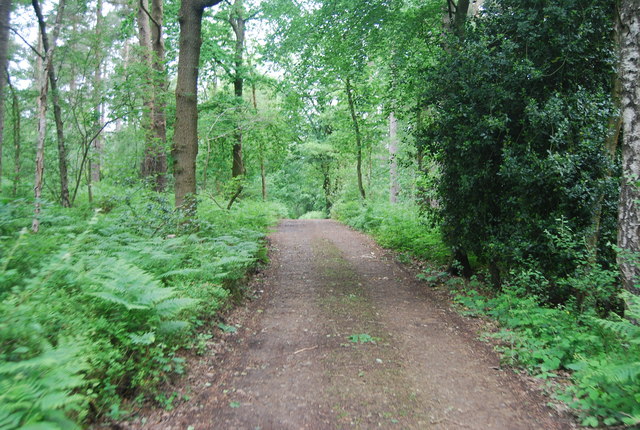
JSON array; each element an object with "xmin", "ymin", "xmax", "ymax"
[{"xmin": 127, "ymin": 219, "xmax": 573, "ymax": 429}]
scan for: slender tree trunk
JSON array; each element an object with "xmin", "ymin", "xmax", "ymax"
[
  {"xmin": 0, "ymin": 0, "xmax": 11, "ymax": 191},
  {"xmin": 322, "ymin": 163, "xmax": 331, "ymax": 212},
  {"xmin": 251, "ymin": 81, "xmax": 266, "ymax": 200},
  {"xmin": 34, "ymin": 0, "xmax": 69, "ymax": 208},
  {"xmin": 345, "ymin": 76, "xmax": 365, "ymax": 200},
  {"xmin": 416, "ymin": 99, "xmax": 424, "ymax": 172},
  {"xmin": 230, "ymin": 0, "xmax": 245, "ymax": 178},
  {"xmin": 389, "ymin": 112, "xmax": 399, "ymax": 204},
  {"xmin": 32, "ymin": 35, "xmax": 47, "ymax": 233},
  {"xmin": 139, "ymin": 0, "xmax": 168, "ymax": 191},
  {"xmin": 173, "ymin": 0, "xmax": 223, "ymax": 209},
  {"xmin": 202, "ymin": 137, "xmax": 211, "ymax": 188},
  {"xmin": 150, "ymin": 0, "xmax": 167, "ymax": 191},
  {"xmin": 8, "ymin": 77, "xmax": 20, "ymax": 197},
  {"xmin": 137, "ymin": 0, "xmax": 155, "ymax": 179},
  {"xmin": 91, "ymin": 0, "xmax": 104, "ymax": 184},
  {"xmin": 32, "ymin": 1, "xmax": 65, "ymax": 231},
  {"xmin": 618, "ymin": 0, "xmax": 640, "ymax": 293}
]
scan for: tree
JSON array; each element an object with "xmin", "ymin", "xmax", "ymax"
[
  {"xmin": 138, "ymin": 0, "xmax": 168, "ymax": 191},
  {"xmin": 389, "ymin": 111, "xmax": 398, "ymax": 203},
  {"xmin": 617, "ymin": 0, "xmax": 640, "ymax": 293},
  {"xmin": 173, "ymin": 0, "xmax": 223, "ymax": 209},
  {"xmin": 0, "ymin": 0, "xmax": 11, "ymax": 191},
  {"xmin": 428, "ymin": 0, "xmax": 617, "ymax": 291},
  {"xmin": 34, "ymin": 0, "xmax": 70, "ymax": 208},
  {"xmin": 32, "ymin": 0, "xmax": 66, "ymax": 231}
]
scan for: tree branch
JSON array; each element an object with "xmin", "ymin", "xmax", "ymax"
[
  {"xmin": 246, "ymin": 9, "xmax": 260, "ymax": 21},
  {"xmin": 139, "ymin": 0, "xmax": 161, "ymax": 36},
  {"xmin": 199, "ymin": 0, "xmax": 224, "ymax": 10},
  {"xmin": 9, "ymin": 27, "xmax": 44, "ymax": 58}
]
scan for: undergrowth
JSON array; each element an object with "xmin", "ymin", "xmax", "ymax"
[
  {"xmin": 0, "ymin": 186, "xmax": 284, "ymax": 428},
  {"xmin": 331, "ymin": 199, "xmax": 450, "ymax": 264}
]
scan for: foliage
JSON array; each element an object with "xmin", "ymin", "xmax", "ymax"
[
  {"xmin": 0, "ymin": 190, "xmax": 281, "ymax": 426},
  {"xmin": 452, "ymin": 270, "xmax": 640, "ymax": 427},
  {"xmin": 332, "ymin": 199, "xmax": 450, "ymax": 264},
  {"xmin": 0, "ymin": 340, "xmax": 87, "ymax": 429},
  {"xmin": 560, "ymin": 292, "xmax": 640, "ymax": 427},
  {"xmin": 298, "ymin": 211, "xmax": 326, "ymax": 220},
  {"xmin": 425, "ymin": 0, "xmax": 619, "ymax": 295},
  {"xmin": 347, "ymin": 333, "xmax": 379, "ymax": 344}
]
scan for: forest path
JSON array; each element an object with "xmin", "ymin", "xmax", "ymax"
[{"xmin": 129, "ymin": 219, "xmax": 572, "ymax": 430}]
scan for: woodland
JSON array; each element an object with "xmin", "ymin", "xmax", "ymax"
[{"xmin": 0, "ymin": 0, "xmax": 640, "ymax": 428}]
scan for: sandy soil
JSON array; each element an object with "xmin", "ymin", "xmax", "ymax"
[{"xmin": 119, "ymin": 219, "xmax": 575, "ymax": 430}]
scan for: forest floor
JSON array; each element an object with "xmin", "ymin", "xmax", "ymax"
[{"xmin": 118, "ymin": 219, "xmax": 575, "ymax": 430}]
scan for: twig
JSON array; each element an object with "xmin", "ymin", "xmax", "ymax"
[
  {"xmin": 205, "ymin": 191, "xmax": 226, "ymax": 210},
  {"xmin": 293, "ymin": 345, "xmax": 318, "ymax": 355},
  {"xmin": 10, "ymin": 27, "xmax": 44, "ymax": 58}
]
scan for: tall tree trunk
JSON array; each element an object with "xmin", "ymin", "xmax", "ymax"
[
  {"xmin": 252, "ymin": 81, "xmax": 266, "ymax": 200},
  {"xmin": 345, "ymin": 76, "xmax": 365, "ymax": 200},
  {"xmin": 34, "ymin": 0, "xmax": 70, "ymax": 208},
  {"xmin": 618, "ymin": 0, "xmax": 640, "ymax": 293},
  {"xmin": 32, "ymin": 35, "xmax": 47, "ymax": 233},
  {"xmin": 0, "ymin": 0, "xmax": 11, "ymax": 191},
  {"xmin": 452, "ymin": 0, "xmax": 470, "ymax": 38},
  {"xmin": 389, "ymin": 111, "xmax": 399, "ymax": 204},
  {"xmin": 8, "ymin": 77, "xmax": 20, "ymax": 197},
  {"xmin": 139, "ymin": 0, "xmax": 168, "ymax": 191},
  {"xmin": 91, "ymin": 0, "xmax": 104, "ymax": 185},
  {"xmin": 230, "ymin": 0, "xmax": 245, "ymax": 178},
  {"xmin": 32, "ymin": 0, "xmax": 65, "ymax": 231},
  {"xmin": 150, "ymin": 0, "xmax": 167, "ymax": 191},
  {"xmin": 173, "ymin": 0, "xmax": 223, "ymax": 209},
  {"xmin": 137, "ymin": 0, "xmax": 155, "ymax": 180}
]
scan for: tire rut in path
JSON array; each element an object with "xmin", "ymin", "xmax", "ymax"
[{"xmin": 132, "ymin": 219, "xmax": 572, "ymax": 430}]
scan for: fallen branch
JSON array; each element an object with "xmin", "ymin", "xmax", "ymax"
[{"xmin": 293, "ymin": 345, "xmax": 318, "ymax": 355}]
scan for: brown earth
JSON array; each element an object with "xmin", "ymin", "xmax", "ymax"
[{"xmin": 121, "ymin": 219, "xmax": 575, "ymax": 430}]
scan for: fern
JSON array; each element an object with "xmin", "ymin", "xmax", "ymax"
[
  {"xmin": 597, "ymin": 292, "xmax": 640, "ymax": 343},
  {"xmin": 154, "ymin": 298, "xmax": 197, "ymax": 318},
  {"xmin": 565, "ymin": 292, "xmax": 640, "ymax": 427},
  {"xmin": 0, "ymin": 340, "xmax": 87, "ymax": 429}
]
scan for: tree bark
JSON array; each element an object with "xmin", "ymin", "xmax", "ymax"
[
  {"xmin": 139, "ymin": 0, "xmax": 168, "ymax": 191},
  {"xmin": 0, "ymin": 0, "xmax": 11, "ymax": 191},
  {"xmin": 91, "ymin": 0, "xmax": 104, "ymax": 185},
  {"xmin": 32, "ymin": 0, "xmax": 65, "ymax": 231},
  {"xmin": 32, "ymin": 35, "xmax": 47, "ymax": 233},
  {"xmin": 345, "ymin": 77, "xmax": 365, "ymax": 200},
  {"xmin": 452, "ymin": 0, "xmax": 470, "ymax": 38},
  {"xmin": 8, "ymin": 77, "xmax": 20, "ymax": 197},
  {"xmin": 252, "ymin": 81, "xmax": 266, "ymax": 200},
  {"xmin": 230, "ymin": 0, "xmax": 245, "ymax": 178},
  {"xmin": 389, "ymin": 111, "xmax": 399, "ymax": 204},
  {"xmin": 618, "ymin": 0, "xmax": 640, "ymax": 293},
  {"xmin": 150, "ymin": 0, "xmax": 168, "ymax": 191},
  {"xmin": 173, "ymin": 0, "xmax": 223, "ymax": 209},
  {"xmin": 33, "ymin": 0, "xmax": 69, "ymax": 208},
  {"xmin": 137, "ymin": 0, "xmax": 155, "ymax": 177}
]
